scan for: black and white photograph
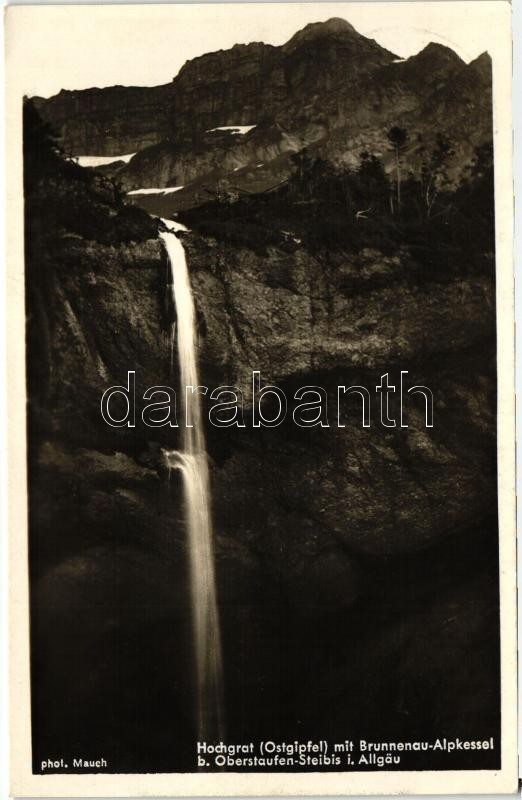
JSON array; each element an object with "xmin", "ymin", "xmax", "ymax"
[{"xmin": 5, "ymin": 1, "xmax": 517, "ymax": 795}]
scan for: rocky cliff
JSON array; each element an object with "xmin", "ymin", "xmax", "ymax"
[
  {"xmin": 33, "ymin": 18, "xmax": 492, "ymax": 203},
  {"xmin": 32, "ymin": 82, "xmax": 175, "ymax": 155},
  {"xmin": 26, "ymin": 100, "xmax": 499, "ymax": 771}
]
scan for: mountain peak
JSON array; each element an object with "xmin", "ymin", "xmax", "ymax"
[
  {"xmin": 412, "ymin": 42, "xmax": 463, "ymax": 65},
  {"xmin": 464, "ymin": 51, "xmax": 492, "ymax": 83},
  {"xmin": 469, "ymin": 51, "xmax": 492, "ymax": 69},
  {"xmin": 284, "ymin": 17, "xmax": 358, "ymax": 48},
  {"xmin": 303, "ymin": 17, "xmax": 357, "ymax": 34}
]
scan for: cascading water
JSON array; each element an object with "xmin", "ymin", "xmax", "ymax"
[{"xmin": 160, "ymin": 222, "xmax": 224, "ymax": 744}]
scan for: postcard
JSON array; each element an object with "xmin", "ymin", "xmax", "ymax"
[{"xmin": 6, "ymin": 2, "xmax": 516, "ymax": 795}]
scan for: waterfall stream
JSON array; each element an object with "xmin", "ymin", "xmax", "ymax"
[{"xmin": 160, "ymin": 225, "xmax": 224, "ymax": 744}]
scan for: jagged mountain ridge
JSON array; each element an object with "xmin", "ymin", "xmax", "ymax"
[
  {"xmin": 32, "ymin": 18, "xmax": 492, "ymax": 210},
  {"xmin": 33, "ymin": 18, "xmax": 394, "ymax": 152}
]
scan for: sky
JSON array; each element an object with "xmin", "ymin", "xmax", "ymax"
[{"xmin": 6, "ymin": 1, "xmax": 503, "ymax": 98}]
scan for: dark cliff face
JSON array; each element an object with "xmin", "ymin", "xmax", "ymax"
[
  {"xmin": 181, "ymin": 235, "xmax": 496, "ymax": 559},
  {"xmin": 26, "ymin": 108, "xmax": 499, "ymax": 771},
  {"xmin": 25, "ymin": 109, "xmax": 497, "ymax": 573},
  {"xmin": 32, "ymin": 82, "xmax": 175, "ymax": 155}
]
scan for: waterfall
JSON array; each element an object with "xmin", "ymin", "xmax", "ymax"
[{"xmin": 159, "ymin": 224, "xmax": 224, "ymax": 744}]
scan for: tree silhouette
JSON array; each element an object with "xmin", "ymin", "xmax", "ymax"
[
  {"xmin": 23, "ymin": 99, "xmax": 64, "ymax": 192},
  {"xmin": 419, "ymin": 133, "xmax": 455, "ymax": 217},
  {"xmin": 387, "ymin": 126, "xmax": 408, "ymax": 213},
  {"xmin": 289, "ymin": 149, "xmax": 316, "ymax": 200},
  {"xmin": 356, "ymin": 151, "xmax": 389, "ymax": 215}
]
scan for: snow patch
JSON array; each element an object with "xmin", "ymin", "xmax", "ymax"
[
  {"xmin": 127, "ymin": 186, "xmax": 184, "ymax": 196},
  {"xmin": 392, "ymin": 58, "xmax": 406, "ymax": 63},
  {"xmin": 207, "ymin": 125, "xmax": 257, "ymax": 135},
  {"xmin": 74, "ymin": 153, "xmax": 136, "ymax": 168}
]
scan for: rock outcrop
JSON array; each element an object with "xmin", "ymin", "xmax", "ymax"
[
  {"xmin": 32, "ymin": 83, "xmax": 175, "ymax": 155},
  {"xmin": 179, "ymin": 235, "xmax": 496, "ymax": 561}
]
